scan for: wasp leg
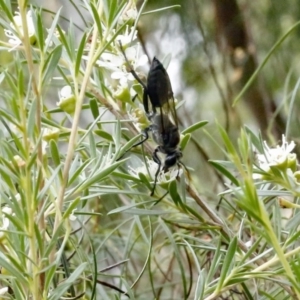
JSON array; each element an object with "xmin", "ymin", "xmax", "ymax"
[
  {"xmin": 143, "ymin": 88, "xmax": 151, "ymax": 115},
  {"xmin": 151, "ymin": 147, "xmax": 162, "ymax": 196},
  {"xmin": 132, "ymin": 93, "xmax": 138, "ymax": 102},
  {"xmin": 117, "ymin": 128, "xmax": 150, "ymax": 161},
  {"xmin": 132, "ymin": 127, "xmax": 150, "ymax": 148}
]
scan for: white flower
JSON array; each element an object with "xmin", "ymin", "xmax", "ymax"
[
  {"xmin": 0, "ymin": 287, "xmax": 8, "ymax": 295},
  {"xmin": 12, "ymin": 155, "xmax": 25, "ymax": 167},
  {"xmin": 97, "ymin": 46, "xmax": 147, "ymax": 80},
  {"xmin": 96, "ymin": 52, "xmax": 124, "ymax": 72},
  {"xmin": 14, "ymin": 193, "xmax": 21, "ymax": 202},
  {"xmin": 118, "ymin": 6, "xmax": 138, "ymax": 25},
  {"xmin": 4, "ymin": 10, "xmax": 36, "ymax": 50},
  {"xmin": 115, "ymin": 26, "xmax": 137, "ymax": 46},
  {"xmin": 255, "ymin": 135, "xmax": 296, "ymax": 173},
  {"xmin": 244, "ymin": 240, "xmax": 252, "ymax": 248},
  {"xmin": 2, "ymin": 207, "xmax": 12, "ymax": 215},
  {"xmin": 69, "ymin": 209, "xmax": 77, "ymax": 221},
  {"xmin": 111, "ymin": 46, "xmax": 147, "ymax": 87},
  {"xmin": 93, "ymin": 44, "xmax": 147, "ymax": 98},
  {"xmin": 4, "ymin": 28, "xmax": 22, "ymax": 46},
  {"xmin": 122, "ymin": 46, "xmax": 148, "ymax": 69},
  {"xmin": 129, "ymin": 157, "xmax": 181, "ymax": 184},
  {"xmin": 111, "ymin": 68, "xmax": 135, "ymax": 87},
  {"xmin": 0, "ymin": 208, "xmax": 10, "ymax": 239},
  {"xmin": 59, "ymin": 85, "xmax": 73, "ymax": 101}
]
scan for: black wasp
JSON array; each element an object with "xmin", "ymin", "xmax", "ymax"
[{"xmin": 119, "ymin": 42, "xmax": 183, "ymax": 196}]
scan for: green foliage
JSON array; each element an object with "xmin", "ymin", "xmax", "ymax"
[{"xmin": 0, "ymin": 1, "xmax": 300, "ymax": 299}]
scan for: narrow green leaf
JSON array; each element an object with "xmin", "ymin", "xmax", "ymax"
[
  {"xmin": 0, "ymin": 252, "xmax": 28, "ymax": 285},
  {"xmin": 142, "ymin": 5, "xmax": 181, "ymax": 15},
  {"xmin": 108, "ymin": 0, "xmax": 117, "ymax": 26},
  {"xmin": 42, "ymin": 45, "xmax": 63, "ymax": 85},
  {"xmin": 194, "ymin": 271, "xmax": 205, "ymax": 300},
  {"xmin": 180, "ymin": 133, "xmax": 190, "ymax": 151},
  {"xmin": 68, "ymin": 159, "xmax": 95, "ymax": 186},
  {"xmin": 182, "ymin": 120, "xmax": 208, "ymax": 135},
  {"xmin": 35, "ymin": 10, "xmax": 44, "ymax": 52},
  {"xmin": 44, "ymin": 221, "xmax": 66, "ymax": 258},
  {"xmin": 63, "ymin": 197, "xmax": 80, "ymax": 219},
  {"xmin": 244, "ymin": 126, "xmax": 263, "ymax": 153},
  {"xmin": 34, "ymin": 223, "xmax": 44, "ymax": 256},
  {"xmin": 159, "ymin": 219, "xmax": 188, "ymax": 297},
  {"xmin": 0, "ymin": 0, "xmax": 14, "ymax": 22},
  {"xmin": 27, "ymin": 100, "xmax": 37, "ymax": 139},
  {"xmin": 124, "ymin": 208, "xmax": 169, "ymax": 215},
  {"xmin": 49, "ymin": 263, "xmax": 87, "ymax": 300},
  {"xmin": 44, "ymin": 265, "xmax": 57, "ymax": 292},
  {"xmin": 87, "ymin": 230, "xmax": 98, "ymax": 300},
  {"xmin": 77, "ymin": 160, "xmax": 126, "ymax": 191},
  {"xmin": 233, "ymin": 20, "xmax": 300, "ymax": 106},
  {"xmin": 66, "ymin": 21, "xmax": 76, "ymax": 62},
  {"xmin": 138, "ymin": 172, "xmax": 152, "ymax": 191},
  {"xmin": 0, "ymin": 108, "xmax": 19, "ymax": 125},
  {"xmin": 75, "ymin": 32, "xmax": 87, "ymax": 76},
  {"xmin": 169, "ymin": 180, "xmax": 180, "ymax": 205},
  {"xmin": 90, "ymin": 3, "xmax": 103, "ymax": 39},
  {"xmin": 113, "ymin": 119, "xmax": 121, "ymax": 150},
  {"xmin": 89, "ymin": 98, "xmax": 100, "ymax": 121},
  {"xmin": 218, "ymin": 124, "xmax": 237, "ymax": 157},
  {"xmin": 207, "ymin": 238, "xmax": 222, "ymax": 282},
  {"xmin": 108, "ymin": 200, "xmax": 158, "ymax": 215},
  {"xmin": 4, "ymin": 71, "xmax": 18, "ymax": 95},
  {"xmin": 94, "ymin": 129, "xmax": 113, "ymax": 141},
  {"xmin": 120, "ymin": 279, "xmax": 135, "ymax": 299},
  {"xmin": 216, "ymin": 236, "xmax": 237, "ymax": 291},
  {"xmin": 44, "ymin": 8, "xmax": 62, "ymax": 51},
  {"xmin": 49, "ymin": 140, "xmax": 63, "ymax": 181},
  {"xmin": 209, "ymin": 160, "xmax": 239, "ymax": 186},
  {"xmin": 37, "ymin": 166, "xmax": 61, "ymax": 206},
  {"xmin": 17, "ymin": 68, "xmax": 24, "ymax": 100},
  {"xmin": 112, "ymin": 171, "xmax": 146, "ymax": 184},
  {"xmin": 89, "ymin": 131, "xmax": 97, "ymax": 158},
  {"xmin": 116, "ymin": 133, "xmax": 144, "ymax": 159},
  {"xmin": 57, "ymin": 25, "xmax": 71, "ymax": 58}
]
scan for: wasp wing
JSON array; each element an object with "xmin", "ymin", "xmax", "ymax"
[{"xmin": 146, "ymin": 57, "xmax": 178, "ymax": 134}]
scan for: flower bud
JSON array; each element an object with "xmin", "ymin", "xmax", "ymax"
[
  {"xmin": 113, "ymin": 84, "xmax": 131, "ymax": 103},
  {"xmin": 57, "ymin": 85, "xmax": 76, "ymax": 114},
  {"xmin": 132, "ymin": 108, "xmax": 150, "ymax": 130},
  {"xmin": 42, "ymin": 127, "xmax": 60, "ymax": 142}
]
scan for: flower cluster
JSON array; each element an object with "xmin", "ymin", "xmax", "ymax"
[
  {"xmin": 129, "ymin": 157, "xmax": 182, "ymax": 191},
  {"xmin": 129, "ymin": 108, "xmax": 151, "ymax": 132},
  {"xmin": 92, "ymin": 34, "xmax": 147, "ymax": 104},
  {"xmin": 82, "ymin": 4, "xmax": 147, "ymax": 106},
  {"xmin": 254, "ymin": 135, "xmax": 297, "ymax": 181},
  {"xmin": 4, "ymin": 10, "xmax": 36, "ymax": 50}
]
